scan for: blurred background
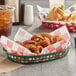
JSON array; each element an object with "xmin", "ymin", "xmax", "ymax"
[{"xmin": 21, "ymin": 0, "xmax": 76, "ymax": 14}]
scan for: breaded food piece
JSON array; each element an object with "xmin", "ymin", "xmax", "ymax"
[
  {"xmin": 24, "ymin": 44, "xmax": 40, "ymax": 54},
  {"xmin": 41, "ymin": 33, "xmax": 54, "ymax": 44},
  {"xmin": 23, "ymin": 40, "xmax": 37, "ymax": 45},
  {"xmin": 31, "ymin": 34, "xmax": 44, "ymax": 42},
  {"xmin": 37, "ymin": 45, "xmax": 43, "ymax": 53},
  {"xmin": 38, "ymin": 40, "xmax": 50, "ymax": 48},
  {"xmin": 52, "ymin": 35, "xmax": 63, "ymax": 43}
]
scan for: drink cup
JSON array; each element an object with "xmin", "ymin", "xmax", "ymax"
[{"xmin": 0, "ymin": 5, "xmax": 15, "ymax": 37}]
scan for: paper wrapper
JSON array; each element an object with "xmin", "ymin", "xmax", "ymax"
[
  {"xmin": 65, "ymin": 4, "xmax": 76, "ymax": 15},
  {"xmin": 1, "ymin": 26, "xmax": 70, "ymax": 56},
  {"xmin": 0, "ymin": 56, "xmax": 24, "ymax": 74}
]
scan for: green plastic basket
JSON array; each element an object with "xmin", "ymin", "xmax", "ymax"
[{"xmin": 3, "ymin": 43, "xmax": 72, "ymax": 64}]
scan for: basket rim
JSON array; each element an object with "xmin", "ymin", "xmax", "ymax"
[
  {"xmin": 8, "ymin": 50, "xmax": 69, "ymax": 64},
  {"xmin": 4, "ymin": 44, "xmax": 72, "ymax": 58},
  {"xmin": 42, "ymin": 20, "xmax": 76, "ymax": 24}
]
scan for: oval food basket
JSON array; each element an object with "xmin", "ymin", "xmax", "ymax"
[
  {"xmin": 4, "ymin": 43, "xmax": 72, "ymax": 64},
  {"xmin": 42, "ymin": 21, "xmax": 76, "ymax": 33}
]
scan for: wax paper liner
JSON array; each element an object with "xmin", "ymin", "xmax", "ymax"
[
  {"xmin": 37, "ymin": 4, "xmax": 76, "ymax": 24},
  {"xmin": 1, "ymin": 26, "xmax": 70, "ymax": 56}
]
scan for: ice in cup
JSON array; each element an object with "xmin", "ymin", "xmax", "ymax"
[{"xmin": 0, "ymin": 5, "xmax": 15, "ymax": 37}]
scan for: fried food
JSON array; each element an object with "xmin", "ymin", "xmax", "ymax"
[
  {"xmin": 57, "ymin": 8, "xmax": 64, "ymax": 16},
  {"xmin": 37, "ymin": 45, "xmax": 43, "ymax": 53},
  {"xmin": 24, "ymin": 44, "xmax": 40, "ymax": 54},
  {"xmin": 41, "ymin": 33, "xmax": 54, "ymax": 44},
  {"xmin": 38, "ymin": 40, "xmax": 50, "ymax": 48},
  {"xmin": 45, "ymin": 7, "xmax": 57, "ymax": 21},
  {"xmin": 52, "ymin": 35, "xmax": 63, "ymax": 43},
  {"xmin": 70, "ymin": 11, "xmax": 76, "ymax": 21},
  {"xmin": 16, "ymin": 33, "xmax": 63, "ymax": 54},
  {"xmin": 24, "ymin": 44, "xmax": 43, "ymax": 54},
  {"xmin": 23, "ymin": 40, "xmax": 37, "ymax": 45},
  {"xmin": 16, "ymin": 41, "xmax": 24, "ymax": 46},
  {"xmin": 31, "ymin": 34, "xmax": 44, "ymax": 42},
  {"xmin": 45, "ymin": 5, "xmax": 76, "ymax": 22},
  {"xmin": 45, "ymin": 6, "xmax": 64, "ymax": 21}
]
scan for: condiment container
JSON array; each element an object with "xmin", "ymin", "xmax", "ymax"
[{"xmin": 24, "ymin": 5, "xmax": 34, "ymax": 25}]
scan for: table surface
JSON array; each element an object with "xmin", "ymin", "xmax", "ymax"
[
  {"xmin": 0, "ymin": 23, "xmax": 76, "ymax": 76},
  {"xmin": 1, "ymin": 0, "xmax": 76, "ymax": 75}
]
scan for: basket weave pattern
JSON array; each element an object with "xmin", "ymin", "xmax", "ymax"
[
  {"xmin": 6, "ymin": 47, "xmax": 69, "ymax": 64},
  {"xmin": 42, "ymin": 22, "xmax": 76, "ymax": 32}
]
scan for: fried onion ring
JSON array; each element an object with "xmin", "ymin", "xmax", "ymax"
[
  {"xmin": 37, "ymin": 45, "xmax": 43, "ymax": 53},
  {"xmin": 16, "ymin": 41, "xmax": 42, "ymax": 54},
  {"xmin": 24, "ymin": 44, "xmax": 40, "ymax": 54},
  {"xmin": 31, "ymin": 34, "xmax": 44, "ymax": 42},
  {"xmin": 16, "ymin": 41, "xmax": 24, "ymax": 46},
  {"xmin": 16, "ymin": 33, "xmax": 63, "ymax": 54},
  {"xmin": 41, "ymin": 33, "xmax": 54, "ymax": 44},
  {"xmin": 38, "ymin": 40, "xmax": 50, "ymax": 48},
  {"xmin": 23, "ymin": 40, "xmax": 37, "ymax": 45},
  {"xmin": 53, "ymin": 35, "xmax": 63, "ymax": 43}
]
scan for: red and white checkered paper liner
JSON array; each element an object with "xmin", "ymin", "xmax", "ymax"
[{"xmin": 1, "ymin": 26, "xmax": 70, "ymax": 56}]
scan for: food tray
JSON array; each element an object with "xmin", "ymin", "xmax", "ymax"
[
  {"xmin": 37, "ymin": 4, "xmax": 76, "ymax": 33},
  {"xmin": 42, "ymin": 21, "xmax": 76, "ymax": 33},
  {"xmin": 3, "ymin": 44, "xmax": 71, "ymax": 64}
]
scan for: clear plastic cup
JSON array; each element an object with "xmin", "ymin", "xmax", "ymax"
[{"xmin": 0, "ymin": 5, "xmax": 15, "ymax": 37}]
